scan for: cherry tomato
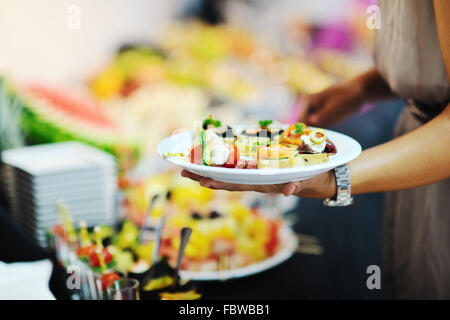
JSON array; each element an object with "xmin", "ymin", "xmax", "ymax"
[
  {"xmin": 265, "ymin": 220, "xmax": 280, "ymax": 256},
  {"xmin": 118, "ymin": 176, "xmax": 131, "ymax": 189},
  {"xmin": 224, "ymin": 145, "xmax": 240, "ymax": 168},
  {"xmin": 325, "ymin": 141, "xmax": 337, "ymax": 154},
  {"xmin": 120, "ymin": 79, "xmax": 140, "ymax": 97},
  {"xmin": 189, "ymin": 144, "xmax": 203, "ymax": 164},
  {"xmin": 89, "ymin": 247, "xmax": 113, "ymax": 267},
  {"xmin": 76, "ymin": 244, "xmax": 96, "ymax": 259},
  {"xmin": 101, "ymin": 272, "xmax": 121, "ymax": 291},
  {"xmin": 52, "ymin": 224, "xmax": 68, "ymax": 242}
]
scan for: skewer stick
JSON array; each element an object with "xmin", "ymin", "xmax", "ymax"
[
  {"xmin": 151, "ymin": 214, "xmax": 166, "ymax": 265},
  {"xmin": 94, "ymin": 226, "xmax": 107, "ymax": 274},
  {"xmin": 78, "ymin": 221, "xmax": 91, "ymax": 247},
  {"xmin": 138, "ymin": 194, "xmax": 159, "ymax": 244},
  {"xmin": 58, "ymin": 201, "xmax": 77, "ymax": 246}
]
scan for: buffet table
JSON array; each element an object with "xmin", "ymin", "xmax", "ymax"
[{"xmin": 0, "ymin": 197, "xmax": 386, "ymax": 300}]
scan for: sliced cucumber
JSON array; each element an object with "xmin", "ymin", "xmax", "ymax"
[
  {"xmin": 200, "ymin": 130, "xmax": 206, "ymax": 165},
  {"xmin": 310, "ymin": 129, "xmax": 326, "ymax": 144},
  {"xmin": 236, "ymin": 135, "xmax": 270, "ymax": 154}
]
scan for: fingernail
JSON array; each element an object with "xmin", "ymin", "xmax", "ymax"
[{"xmin": 284, "ymin": 184, "xmax": 296, "ymax": 196}]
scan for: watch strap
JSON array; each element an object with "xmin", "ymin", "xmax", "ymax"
[{"xmin": 323, "ymin": 164, "xmax": 353, "ymax": 207}]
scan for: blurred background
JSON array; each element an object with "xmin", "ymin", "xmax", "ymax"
[{"xmin": 0, "ymin": 0, "xmax": 403, "ymax": 299}]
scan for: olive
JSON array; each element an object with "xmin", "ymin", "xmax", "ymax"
[
  {"xmin": 221, "ymin": 128, "xmax": 236, "ymax": 138},
  {"xmin": 209, "ymin": 211, "xmax": 221, "ymax": 219},
  {"xmin": 191, "ymin": 212, "xmax": 202, "ymax": 220}
]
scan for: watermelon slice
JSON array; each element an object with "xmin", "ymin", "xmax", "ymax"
[
  {"xmin": 3, "ymin": 80, "xmax": 140, "ymax": 170},
  {"xmin": 24, "ymin": 85, "xmax": 116, "ymax": 129}
]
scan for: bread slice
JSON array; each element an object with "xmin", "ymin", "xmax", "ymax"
[
  {"xmin": 297, "ymin": 153, "xmax": 329, "ymax": 165},
  {"xmin": 258, "ymin": 157, "xmax": 295, "ymax": 169},
  {"xmin": 257, "ymin": 154, "xmax": 328, "ymax": 169}
]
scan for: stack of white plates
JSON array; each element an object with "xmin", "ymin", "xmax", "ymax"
[{"xmin": 1, "ymin": 142, "xmax": 117, "ymax": 247}]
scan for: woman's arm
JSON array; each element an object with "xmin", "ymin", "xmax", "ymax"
[
  {"xmin": 301, "ymin": 67, "xmax": 397, "ymax": 127},
  {"xmin": 347, "ymin": 104, "xmax": 450, "ymax": 195},
  {"xmin": 434, "ymin": 0, "xmax": 450, "ymax": 79},
  {"xmin": 181, "ymin": 104, "xmax": 450, "ymax": 198}
]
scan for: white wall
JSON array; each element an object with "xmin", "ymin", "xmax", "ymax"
[
  {"xmin": 0, "ymin": 0, "xmax": 176, "ymax": 84},
  {"xmin": 0, "ymin": 0, "xmax": 354, "ymax": 84}
]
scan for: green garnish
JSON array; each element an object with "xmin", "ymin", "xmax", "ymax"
[
  {"xmin": 203, "ymin": 117, "xmax": 222, "ymax": 128},
  {"xmin": 256, "ymin": 140, "xmax": 276, "ymax": 146},
  {"xmin": 258, "ymin": 120, "xmax": 273, "ymax": 128},
  {"xmin": 200, "ymin": 130, "xmax": 206, "ymax": 165},
  {"xmin": 294, "ymin": 123, "xmax": 305, "ymax": 135}
]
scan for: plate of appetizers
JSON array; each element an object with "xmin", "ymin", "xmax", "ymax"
[
  {"xmin": 178, "ymin": 225, "xmax": 298, "ymax": 281},
  {"xmin": 157, "ymin": 116, "xmax": 361, "ymax": 185},
  {"xmin": 120, "ymin": 172, "xmax": 299, "ymax": 282}
]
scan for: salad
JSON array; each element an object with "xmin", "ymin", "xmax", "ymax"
[
  {"xmin": 122, "ymin": 172, "xmax": 287, "ymax": 273},
  {"xmin": 178, "ymin": 116, "xmax": 337, "ymax": 169}
]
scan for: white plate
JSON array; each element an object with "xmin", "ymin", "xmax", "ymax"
[
  {"xmin": 8, "ymin": 185, "xmax": 116, "ymax": 207},
  {"xmin": 157, "ymin": 126, "xmax": 361, "ymax": 185},
  {"xmin": 1, "ymin": 142, "xmax": 116, "ymax": 177},
  {"xmin": 179, "ymin": 226, "xmax": 298, "ymax": 281}
]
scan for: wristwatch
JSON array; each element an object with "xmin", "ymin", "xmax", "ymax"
[{"xmin": 323, "ymin": 164, "xmax": 353, "ymax": 207}]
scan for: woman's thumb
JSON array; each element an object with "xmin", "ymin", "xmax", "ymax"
[{"xmin": 282, "ymin": 182, "xmax": 303, "ymax": 196}]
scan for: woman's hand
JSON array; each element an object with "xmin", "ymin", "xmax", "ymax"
[
  {"xmin": 300, "ymin": 80, "xmax": 365, "ymax": 127},
  {"xmin": 181, "ymin": 169, "xmax": 336, "ymax": 199},
  {"xmin": 300, "ymin": 67, "xmax": 396, "ymax": 127}
]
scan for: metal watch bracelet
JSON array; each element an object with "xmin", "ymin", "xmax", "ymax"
[{"xmin": 323, "ymin": 164, "xmax": 353, "ymax": 207}]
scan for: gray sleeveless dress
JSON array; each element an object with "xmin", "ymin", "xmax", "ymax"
[{"xmin": 374, "ymin": 0, "xmax": 450, "ymax": 299}]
